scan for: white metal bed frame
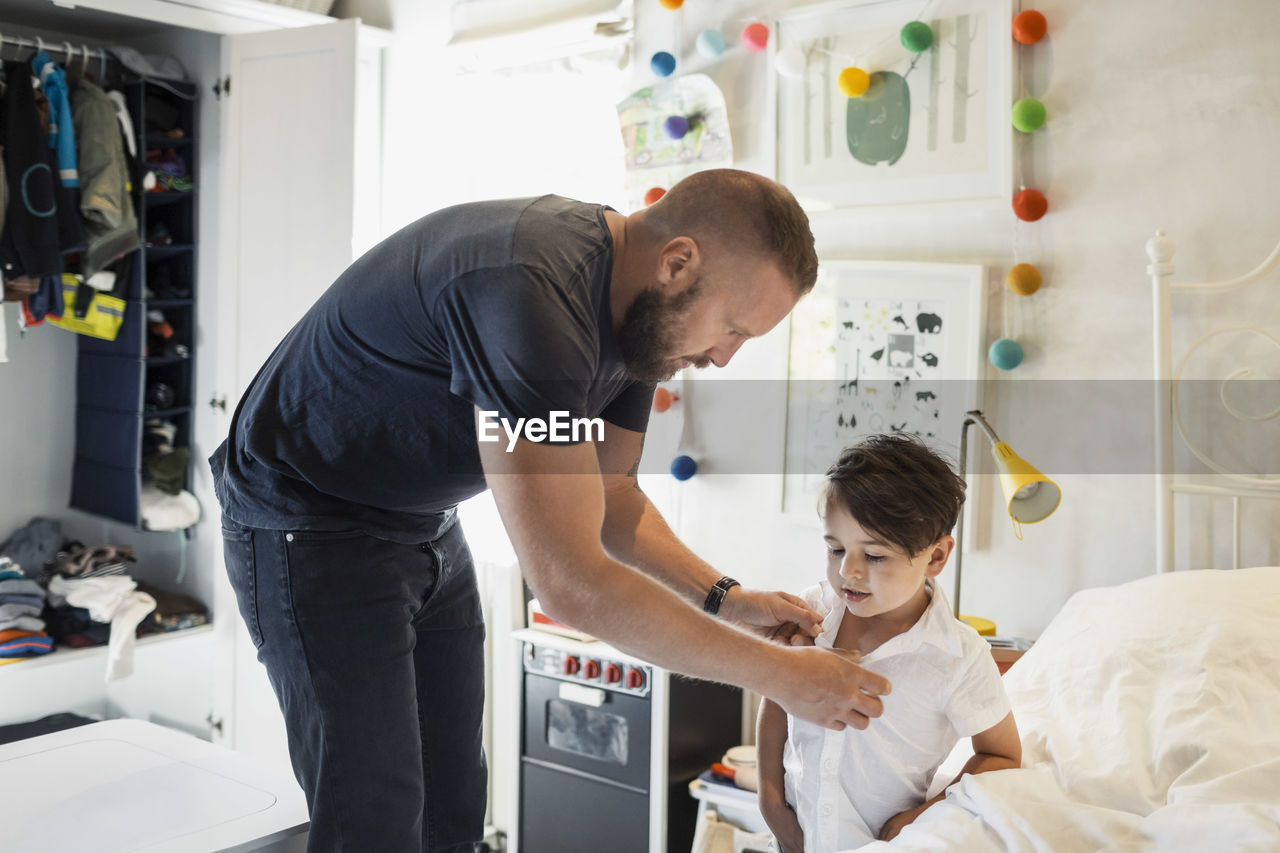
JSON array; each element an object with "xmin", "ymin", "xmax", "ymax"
[{"xmin": 1148, "ymin": 230, "xmax": 1280, "ymax": 573}]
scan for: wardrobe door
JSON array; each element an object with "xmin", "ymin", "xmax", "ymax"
[
  {"xmin": 210, "ymin": 17, "xmax": 363, "ymax": 765},
  {"xmin": 217, "ymin": 18, "xmax": 359, "ymax": 399}
]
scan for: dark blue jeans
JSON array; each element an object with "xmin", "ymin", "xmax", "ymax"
[{"xmin": 221, "ymin": 511, "xmax": 486, "ymax": 852}]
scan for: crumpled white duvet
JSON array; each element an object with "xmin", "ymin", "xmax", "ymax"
[{"xmin": 851, "ymin": 566, "xmax": 1280, "ymax": 853}]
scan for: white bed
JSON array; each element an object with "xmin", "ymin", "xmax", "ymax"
[
  {"xmin": 843, "ymin": 232, "xmax": 1280, "ymax": 852},
  {"xmin": 862, "ymin": 565, "xmax": 1280, "ymax": 852}
]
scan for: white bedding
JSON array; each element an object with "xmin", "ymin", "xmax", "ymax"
[{"xmin": 854, "ymin": 566, "xmax": 1280, "ymax": 852}]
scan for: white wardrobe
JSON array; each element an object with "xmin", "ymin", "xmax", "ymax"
[{"xmin": 0, "ymin": 0, "xmax": 386, "ymax": 769}]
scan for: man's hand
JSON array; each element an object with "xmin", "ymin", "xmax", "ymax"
[
  {"xmin": 720, "ymin": 587, "xmax": 824, "ymax": 644},
  {"xmin": 768, "ymin": 645, "xmax": 890, "ymax": 731}
]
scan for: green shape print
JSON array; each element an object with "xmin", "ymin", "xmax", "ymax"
[{"xmin": 846, "ymin": 71, "xmax": 910, "ymax": 166}]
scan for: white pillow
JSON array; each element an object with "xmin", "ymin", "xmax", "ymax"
[{"xmin": 1002, "ymin": 566, "xmax": 1280, "ymax": 815}]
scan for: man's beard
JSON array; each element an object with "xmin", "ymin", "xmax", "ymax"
[{"xmin": 618, "ymin": 280, "xmax": 705, "ymax": 383}]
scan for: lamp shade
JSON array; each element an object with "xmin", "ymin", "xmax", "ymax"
[{"xmin": 990, "ymin": 442, "xmax": 1061, "ymax": 523}]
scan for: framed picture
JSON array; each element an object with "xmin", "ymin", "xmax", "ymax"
[
  {"xmin": 782, "ymin": 260, "xmax": 987, "ymax": 524},
  {"xmin": 775, "ymin": 0, "xmax": 1012, "ymax": 209}
]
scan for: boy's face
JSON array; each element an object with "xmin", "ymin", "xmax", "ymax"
[{"xmin": 823, "ymin": 499, "xmax": 951, "ymax": 622}]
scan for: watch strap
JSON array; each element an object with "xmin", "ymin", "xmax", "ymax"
[{"xmin": 703, "ymin": 576, "xmax": 740, "ymax": 616}]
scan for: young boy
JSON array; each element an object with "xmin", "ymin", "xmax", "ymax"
[{"xmin": 757, "ymin": 434, "xmax": 1021, "ymax": 852}]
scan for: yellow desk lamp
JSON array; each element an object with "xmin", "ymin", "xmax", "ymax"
[{"xmin": 953, "ymin": 409, "xmax": 1061, "ymax": 635}]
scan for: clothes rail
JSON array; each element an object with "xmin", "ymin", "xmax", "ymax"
[{"xmin": 0, "ymin": 31, "xmax": 112, "ymax": 79}]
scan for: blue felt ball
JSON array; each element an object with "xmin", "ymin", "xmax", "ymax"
[
  {"xmin": 671, "ymin": 454, "xmax": 698, "ymax": 481},
  {"xmin": 663, "ymin": 115, "xmax": 689, "ymax": 139},
  {"xmin": 695, "ymin": 29, "xmax": 727, "ymax": 58},
  {"xmin": 988, "ymin": 338, "xmax": 1025, "ymax": 371},
  {"xmin": 650, "ymin": 51, "xmax": 677, "ymax": 77}
]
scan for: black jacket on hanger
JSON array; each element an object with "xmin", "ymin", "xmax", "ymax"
[{"xmin": 0, "ymin": 59, "xmax": 64, "ymax": 280}]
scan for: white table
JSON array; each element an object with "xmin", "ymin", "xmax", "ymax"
[{"xmin": 0, "ymin": 719, "xmax": 309, "ymax": 852}]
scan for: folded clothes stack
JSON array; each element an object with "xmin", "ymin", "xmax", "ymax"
[{"xmin": 0, "ymin": 561, "xmax": 52, "ymax": 665}]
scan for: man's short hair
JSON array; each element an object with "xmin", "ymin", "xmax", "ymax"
[
  {"xmin": 824, "ymin": 433, "xmax": 967, "ymax": 556},
  {"xmin": 650, "ymin": 169, "xmax": 819, "ymax": 295}
]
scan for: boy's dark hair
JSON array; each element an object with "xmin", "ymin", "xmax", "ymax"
[{"xmin": 823, "ymin": 433, "xmax": 967, "ymax": 557}]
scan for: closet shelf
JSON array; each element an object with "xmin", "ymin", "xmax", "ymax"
[
  {"xmin": 143, "ymin": 244, "xmax": 195, "ymax": 258},
  {"xmin": 144, "ymin": 191, "xmax": 195, "ymax": 208},
  {"xmin": 146, "ymin": 354, "xmax": 192, "ymax": 366},
  {"xmin": 146, "ymin": 298, "xmax": 194, "ymax": 309},
  {"xmin": 145, "ymin": 135, "xmax": 195, "ymax": 147},
  {"xmin": 0, "ymin": 624, "xmax": 213, "ymax": 675},
  {"xmin": 144, "ymin": 405, "xmax": 193, "ymax": 419}
]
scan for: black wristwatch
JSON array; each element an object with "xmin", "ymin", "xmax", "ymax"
[{"xmin": 703, "ymin": 576, "xmax": 740, "ymax": 615}]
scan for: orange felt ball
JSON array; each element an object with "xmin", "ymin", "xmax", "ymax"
[
  {"xmin": 653, "ymin": 387, "xmax": 672, "ymax": 412},
  {"xmin": 643, "ymin": 187, "xmax": 666, "ymax": 205},
  {"xmin": 659, "ymin": 0, "xmax": 684, "ymax": 9},
  {"xmin": 1012, "ymin": 188, "xmax": 1048, "ymax": 222},
  {"xmin": 1012, "ymin": 10, "xmax": 1047, "ymax": 44}
]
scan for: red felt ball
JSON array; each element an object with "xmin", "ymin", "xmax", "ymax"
[
  {"xmin": 741, "ymin": 22, "xmax": 770, "ymax": 52},
  {"xmin": 1012, "ymin": 10, "xmax": 1047, "ymax": 45},
  {"xmin": 1012, "ymin": 188, "xmax": 1048, "ymax": 222},
  {"xmin": 643, "ymin": 186, "xmax": 666, "ymax": 206}
]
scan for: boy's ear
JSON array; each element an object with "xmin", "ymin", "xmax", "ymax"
[{"xmin": 923, "ymin": 535, "xmax": 955, "ymax": 578}]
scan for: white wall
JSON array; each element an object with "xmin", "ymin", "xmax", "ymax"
[
  {"xmin": 630, "ymin": 0, "xmax": 1280, "ymax": 637},
  {"xmin": 3, "ymin": 0, "xmax": 1276, "ymax": 640},
  {"xmin": 346, "ymin": 0, "xmax": 1280, "ymax": 638}
]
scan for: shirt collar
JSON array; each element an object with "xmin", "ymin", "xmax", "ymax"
[{"xmin": 817, "ymin": 578, "xmax": 965, "ymax": 659}]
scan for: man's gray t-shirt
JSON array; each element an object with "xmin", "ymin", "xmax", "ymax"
[{"xmin": 210, "ymin": 196, "xmax": 652, "ymax": 542}]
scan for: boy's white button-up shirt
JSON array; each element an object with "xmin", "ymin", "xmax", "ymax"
[{"xmin": 782, "ymin": 579, "xmax": 1010, "ymax": 853}]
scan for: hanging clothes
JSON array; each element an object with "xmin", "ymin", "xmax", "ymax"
[
  {"xmin": 0, "ymin": 60, "xmax": 64, "ymax": 280},
  {"xmin": 0, "ymin": 140, "xmax": 7, "ymax": 244},
  {"xmin": 32, "ymin": 51, "xmax": 79, "ymax": 188},
  {"xmin": 32, "ymin": 51, "xmax": 87, "ymax": 260},
  {"xmin": 70, "ymin": 78, "xmax": 139, "ymax": 278}
]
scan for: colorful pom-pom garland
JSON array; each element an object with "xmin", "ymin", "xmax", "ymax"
[
  {"xmin": 1011, "ymin": 97, "xmax": 1046, "ymax": 132},
  {"xmin": 1006, "ymin": 263, "xmax": 1042, "ymax": 296},
  {"xmin": 838, "ymin": 67, "xmax": 871, "ymax": 98},
  {"xmin": 900, "ymin": 21, "xmax": 933, "ymax": 52},
  {"xmin": 988, "ymin": 339, "xmax": 1025, "ymax": 371},
  {"xmin": 650, "ymin": 51, "xmax": 676, "ymax": 77},
  {"xmin": 1012, "ymin": 10, "xmax": 1048, "ymax": 44},
  {"xmin": 671, "ymin": 454, "xmax": 698, "ymax": 481},
  {"xmin": 741, "ymin": 23, "xmax": 770, "ymax": 52},
  {"xmin": 695, "ymin": 29, "xmax": 726, "ymax": 58},
  {"xmin": 1013, "ymin": 188, "xmax": 1048, "ymax": 222},
  {"xmin": 663, "ymin": 115, "xmax": 690, "ymax": 139}
]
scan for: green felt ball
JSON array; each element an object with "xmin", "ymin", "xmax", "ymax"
[
  {"xmin": 1011, "ymin": 97, "xmax": 1047, "ymax": 132},
  {"xmin": 900, "ymin": 21, "xmax": 933, "ymax": 53}
]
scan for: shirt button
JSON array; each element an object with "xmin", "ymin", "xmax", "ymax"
[
  {"xmin": 285, "ymin": 533, "xmax": 294, "ymax": 542},
  {"xmin": 823, "ymin": 759, "xmax": 835, "ymax": 773},
  {"xmin": 821, "ymin": 804, "xmax": 833, "ymax": 817}
]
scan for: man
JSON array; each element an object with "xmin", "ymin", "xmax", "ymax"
[{"xmin": 211, "ymin": 169, "xmax": 890, "ymax": 852}]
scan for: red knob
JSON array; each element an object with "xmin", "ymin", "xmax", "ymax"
[
  {"xmin": 626, "ymin": 668, "xmax": 645, "ymax": 689},
  {"xmin": 584, "ymin": 659, "xmax": 601, "ymax": 679},
  {"xmin": 563, "ymin": 656, "xmax": 580, "ymax": 676},
  {"xmin": 605, "ymin": 663, "xmax": 622, "ymax": 684}
]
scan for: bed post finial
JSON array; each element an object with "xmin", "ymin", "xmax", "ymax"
[{"xmin": 1146, "ymin": 230, "xmax": 1176, "ymax": 274}]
